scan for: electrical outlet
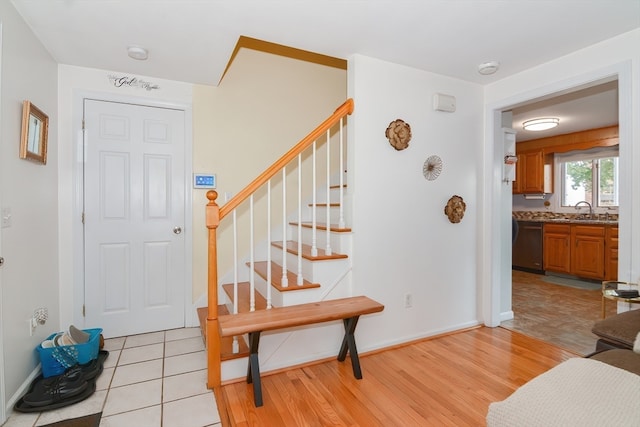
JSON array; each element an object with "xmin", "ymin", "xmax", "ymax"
[
  {"xmin": 404, "ymin": 293, "xmax": 413, "ymax": 309},
  {"xmin": 29, "ymin": 318, "xmax": 36, "ymax": 336}
]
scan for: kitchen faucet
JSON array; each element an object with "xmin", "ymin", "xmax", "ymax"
[{"xmin": 574, "ymin": 200, "xmax": 593, "ymax": 219}]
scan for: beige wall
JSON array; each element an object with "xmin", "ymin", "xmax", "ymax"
[
  {"xmin": 0, "ymin": 1, "xmax": 59, "ymax": 412},
  {"xmin": 192, "ymin": 48, "xmax": 346, "ymax": 301}
]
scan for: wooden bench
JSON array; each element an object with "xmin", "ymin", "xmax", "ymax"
[{"xmin": 218, "ymin": 295, "xmax": 384, "ymax": 406}]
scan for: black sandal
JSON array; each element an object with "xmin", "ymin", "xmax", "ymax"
[{"xmin": 14, "ymin": 350, "xmax": 108, "ymax": 412}]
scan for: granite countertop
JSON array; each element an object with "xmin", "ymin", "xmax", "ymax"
[{"xmin": 513, "ymin": 211, "xmax": 618, "ymax": 225}]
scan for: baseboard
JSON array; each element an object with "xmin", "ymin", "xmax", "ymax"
[
  {"xmin": 189, "ymin": 294, "xmax": 208, "ymax": 328},
  {"xmin": 500, "ymin": 310, "xmax": 514, "ymax": 321},
  {"xmin": 5, "ymin": 364, "xmax": 41, "ymax": 419}
]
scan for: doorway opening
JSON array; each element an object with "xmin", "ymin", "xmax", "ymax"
[{"xmin": 493, "ymin": 72, "xmax": 630, "ymax": 356}]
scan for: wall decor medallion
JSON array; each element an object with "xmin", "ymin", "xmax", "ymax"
[
  {"xmin": 444, "ymin": 195, "xmax": 466, "ymax": 224},
  {"xmin": 385, "ymin": 119, "xmax": 412, "ymax": 151},
  {"xmin": 423, "ymin": 155, "xmax": 443, "ymax": 181}
]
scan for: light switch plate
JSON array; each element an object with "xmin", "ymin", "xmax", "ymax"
[{"xmin": 1, "ymin": 207, "xmax": 12, "ymax": 228}]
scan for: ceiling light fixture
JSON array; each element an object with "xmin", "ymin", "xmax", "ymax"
[
  {"xmin": 478, "ymin": 61, "xmax": 500, "ymax": 75},
  {"xmin": 127, "ymin": 46, "xmax": 148, "ymax": 61},
  {"xmin": 523, "ymin": 117, "xmax": 559, "ymax": 131}
]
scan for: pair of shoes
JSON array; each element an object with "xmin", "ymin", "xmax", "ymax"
[
  {"xmin": 14, "ymin": 351, "xmax": 108, "ymax": 413},
  {"xmin": 41, "ymin": 325, "xmax": 90, "ymax": 348},
  {"xmin": 22, "ymin": 366, "xmax": 88, "ymax": 407}
]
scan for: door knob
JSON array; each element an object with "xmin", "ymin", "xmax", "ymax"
[
  {"xmin": 0, "ymin": 257, "xmax": 4, "ymax": 267},
  {"xmin": 173, "ymin": 227, "xmax": 182, "ymax": 235}
]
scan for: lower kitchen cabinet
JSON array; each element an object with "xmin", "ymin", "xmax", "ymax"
[
  {"xmin": 543, "ymin": 224, "xmax": 571, "ymax": 274},
  {"xmin": 605, "ymin": 226, "xmax": 619, "ymax": 281},
  {"xmin": 571, "ymin": 225, "xmax": 605, "ymax": 280},
  {"xmin": 543, "ymin": 222, "xmax": 617, "ymax": 281}
]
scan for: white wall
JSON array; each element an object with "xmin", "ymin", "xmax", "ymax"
[
  {"xmin": 347, "ymin": 55, "xmax": 484, "ymax": 348},
  {"xmin": 57, "ymin": 65, "xmax": 193, "ymax": 330},
  {"xmin": 484, "ymin": 29, "xmax": 640, "ymax": 319},
  {"xmin": 0, "ymin": 1, "xmax": 58, "ymax": 412}
]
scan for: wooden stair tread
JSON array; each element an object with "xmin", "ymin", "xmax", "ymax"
[
  {"xmin": 197, "ymin": 306, "xmax": 249, "ymax": 360},
  {"xmin": 222, "ymin": 282, "xmax": 268, "ymax": 311},
  {"xmin": 308, "ymin": 203, "xmax": 340, "ymax": 207},
  {"xmin": 249, "ymin": 261, "xmax": 320, "ymax": 291},
  {"xmin": 290, "ymin": 221, "xmax": 352, "ymax": 232},
  {"xmin": 272, "ymin": 240, "xmax": 348, "ymax": 260}
]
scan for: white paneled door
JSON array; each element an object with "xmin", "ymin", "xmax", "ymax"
[{"xmin": 83, "ymin": 99, "xmax": 186, "ymax": 338}]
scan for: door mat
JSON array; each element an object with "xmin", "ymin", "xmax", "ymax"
[
  {"xmin": 543, "ymin": 275, "xmax": 601, "ymax": 290},
  {"xmin": 40, "ymin": 412, "xmax": 101, "ymax": 427}
]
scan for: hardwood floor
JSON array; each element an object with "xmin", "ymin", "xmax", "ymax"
[
  {"xmin": 219, "ymin": 327, "xmax": 575, "ymax": 426},
  {"xmin": 502, "ymin": 269, "xmax": 617, "ymax": 355}
]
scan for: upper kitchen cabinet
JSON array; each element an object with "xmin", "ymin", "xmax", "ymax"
[
  {"xmin": 513, "ymin": 125, "xmax": 619, "ymax": 195},
  {"xmin": 513, "ymin": 149, "xmax": 552, "ymax": 194}
]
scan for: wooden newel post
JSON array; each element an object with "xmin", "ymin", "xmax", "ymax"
[{"xmin": 205, "ymin": 190, "xmax": 221, "ymax": 389}]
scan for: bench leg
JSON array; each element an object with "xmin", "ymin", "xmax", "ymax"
[
  {"xmin": 246, "ymin": 331, "xmax": 263, "ymax": 407},
  {"xmin": 337, "ymin": 316, "xmax": 362, "ymax": 379}
]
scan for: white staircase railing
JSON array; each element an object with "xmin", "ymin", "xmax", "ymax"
[{"xmin": 205, "ymin": 99, "xmax": 354, "ymax": 390}]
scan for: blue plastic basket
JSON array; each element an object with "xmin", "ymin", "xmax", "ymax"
[{"xmin": 36, "ymin": 328, "xmax": 102, "ymax": 378}]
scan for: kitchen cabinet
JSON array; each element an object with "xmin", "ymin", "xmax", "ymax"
[
  {"xmin": 543, "ymin": 222, "xmax": 616, "ymax": 280},
  {"xmin": 512, "ymin": 153, "xmax": 523, "ymax": 193},
  {"xmin": 605, "ymin": 226, "xmax": 618, "ymax": 281},
  {"xmin": 512, "ymin": 221, "xmax": 544, "ymax": 272},
  {"xmin": 543, "ymin": 223, "xmax": 571, "ymax": 274},
  {"xmin": 513, "ymin": 150, "xmax": 551, "ymax": 194},
  {"xmin": 571, "ymin": 225, "xmax": 605, "ymax": 280}
]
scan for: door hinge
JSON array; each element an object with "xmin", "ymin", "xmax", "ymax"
[
  {"xmin": 82, "ymin": 304, "xmax": 86, "ymax": 317},
  {"xmin": 82, "ymin": 119, "xmax": 85, "ymax": 130},
  {"xmin": 82, "ymin": 212, "xmax": 85, "ymax": 224}
]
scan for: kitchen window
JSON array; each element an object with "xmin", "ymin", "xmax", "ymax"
[{"xmin": 558, "ymin": 147, "xmax": 619, "ymax": 208}]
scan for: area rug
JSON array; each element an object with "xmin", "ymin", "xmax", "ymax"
[
  {"xmin": 40, "ymin": 412, "xmax": 101, "ymax": 427},
  {"xmin": 543, "ymin": 274, "xmax": 601, "ymax": 290}
]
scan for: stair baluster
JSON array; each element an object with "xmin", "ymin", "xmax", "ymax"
[
  {"xmin": 297, "ymin": 154, "xmax": 303, "ymax": 285},
  {"xmin": 249, "ymin": 195, "xmax": 255, "ymax": 311},
  {"xmin": 325, "ymin": 129, "xmax": 332, "ymax": 255},
  {"xmin": 339, "ymin": 117, "xmax": 346, "ymax": 229},
  {"xmin": 281, "ymin": 168, "xmax": 288, "ymax": 287},
  {"xmin": 266, "ymin": 181, "xmax": 272, "ymax": 309},
  {"xmin": 311, "ymin": 140, "xmax": 318, "ymax": 257}
]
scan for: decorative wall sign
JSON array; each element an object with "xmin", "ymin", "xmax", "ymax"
[
  {"xmin": 108, "ymin": 74, "xmax": 160, "ymax": 91},
  {"xmin": 444, "ymin": 195, "xmax": 466, "ymax": 223},
  {"xmin": 423, "ymin": 155, "xmax": 443, "ymax": 181},
  {"xmin": 385, "ymin": 119, "xmax": 412, "ymax": 151}
]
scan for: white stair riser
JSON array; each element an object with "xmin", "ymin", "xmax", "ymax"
[
  {"xmin": 292, "ymin": 227, "xmax": 352, "ymax": 253},
  {"xmin": 272, "ymin": 249, "xmax": 350, "ymax": 281},
  {"xmin": 304, "ymin": 205, "xmax": 342, "ymax": 223}
]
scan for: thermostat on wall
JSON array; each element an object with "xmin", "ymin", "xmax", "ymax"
[
  {"xmin": 433, "ymin": 93, "xmax": 456, "ymax": 112},
  {"xmin": 193, "ymin": 173, "xmax": 216, "ymax": 189}
]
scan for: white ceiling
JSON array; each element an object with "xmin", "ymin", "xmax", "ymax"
[
  {"xmin": 511, "ymin": 80, "xmax": 619, "ymax": 142},
  {"xmin": 9, "ymin": 0, "xmax": 639, "ymax": 138}
]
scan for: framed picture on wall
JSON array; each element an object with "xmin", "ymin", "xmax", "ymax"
[{"xmin": 20, "ymin": 100, "xmax": 49, "ymax": 164}]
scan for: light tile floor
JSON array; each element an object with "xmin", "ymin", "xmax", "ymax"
[{"xmin": 4, "ymin": 328, "xmax": 221, "ymax": 427}]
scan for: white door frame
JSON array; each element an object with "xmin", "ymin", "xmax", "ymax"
[
  {"xmin": 482, "ymin": 61, "xmax": 634, "ymax": 326},
  {"xmin": 0, "ymin": 20, "xmax": 6, "ymax": 426},
  {"xmin": 71, "ymin": 91, "xmax": 194, "ymax": 332}
]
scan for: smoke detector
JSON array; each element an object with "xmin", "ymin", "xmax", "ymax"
[{"xmin": 478, "ymin": 61, "xmax": 500, "ymax": 75}]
